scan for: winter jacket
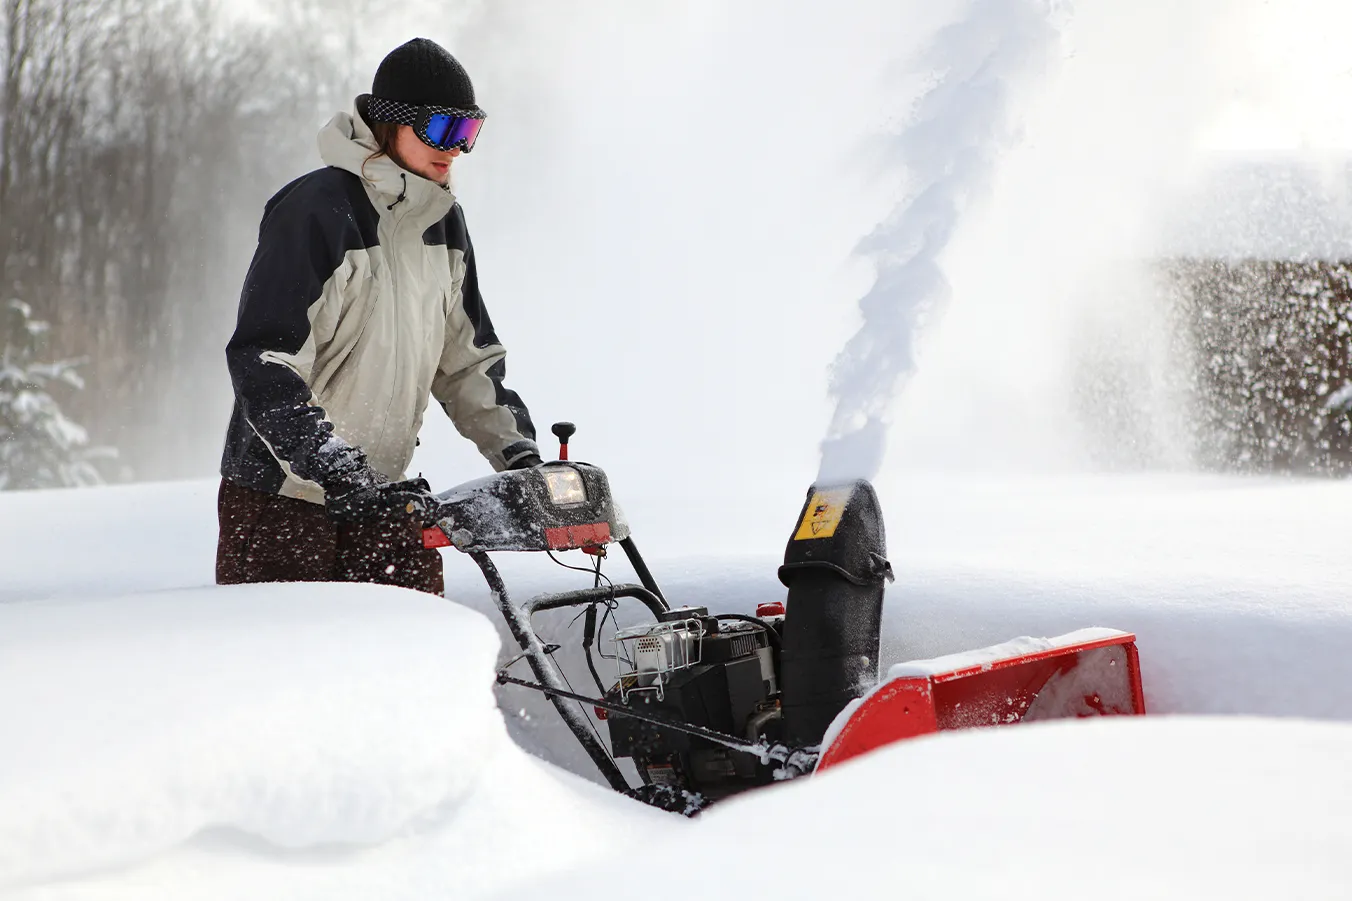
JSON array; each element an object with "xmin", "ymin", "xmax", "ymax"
[{"xmin": 220, "ymin": 97, "xmax": 538, "ymax": 504}]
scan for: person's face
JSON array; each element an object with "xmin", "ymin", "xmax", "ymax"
[{"xmin": 393, "ymin": 125, "xmax": 461, "ymax": 185}]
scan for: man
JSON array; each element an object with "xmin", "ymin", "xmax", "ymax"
[{"xmin": 217, "ymin": 38, "xmax": 540, "ymax": 596}]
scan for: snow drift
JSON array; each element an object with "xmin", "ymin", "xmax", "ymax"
[
  {"xmin": 5, "ymin": 477, "xmax": 1352, "ymax": 898},
  {"xmin": 0, "ymin": 579, "xmax": 669, "ymax": 900},
  {"xmin": 535, "ymin": 716, "xmax": 1352, "ymax": 900},
  {"xmin": 0, "ymin": 583, "xmax": 505, "ymax": 887}
]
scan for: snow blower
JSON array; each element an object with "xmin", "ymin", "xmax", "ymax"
[{"xmin": 420, "ymin": 423, "xmax": 1146, "ymax": 813}]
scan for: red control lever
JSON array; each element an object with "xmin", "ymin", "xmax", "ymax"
[{"xmin": 551, "ymin": 422, "xmax": 576, "ymax": 461}]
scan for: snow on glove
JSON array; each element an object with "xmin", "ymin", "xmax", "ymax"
[
  {"xmin": 325, "ymin": 476, "xmax": 441, "ymax": 524},
  {"xmin": 312, "ymin": 437, "xmax": 440, "ymax": 523},
  {"xmin": 312, "ymin": 437, "xmax": 382, "ymax": 493}
]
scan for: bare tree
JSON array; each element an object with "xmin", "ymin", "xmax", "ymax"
[{"xmin": 0, "ymin": 0, "xmax": 352, "ymax": 483}]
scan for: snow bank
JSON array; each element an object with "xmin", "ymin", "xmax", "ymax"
[
  {"xmin": 0, "ymin": 583, "xmax": 505, "ymax": 889},
  {"xmin": 6, "ymin": 474, "xmax": 1352, "ymax": 896},
  {"xmin": 14, "ymin": 477, "xmax": 1352, "ymax": 776},
  {"xmin": 537, "ymin": 716, "xmax": 1352, "ymax": 900},
  {"xmin": 0, "ymin": 480, "xmax": 217, "ymax": 603}
]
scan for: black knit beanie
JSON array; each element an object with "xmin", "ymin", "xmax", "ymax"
[{"xmin": 372, "ymin": 38, "xmax": 480, "ymax": 113}]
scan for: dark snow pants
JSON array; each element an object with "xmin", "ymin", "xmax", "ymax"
[{"xmin": 215, "ymin": 479, "xmax": 444, "ymax": 596}]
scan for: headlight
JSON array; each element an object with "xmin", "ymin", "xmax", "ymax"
[{"xmin": 543, "ymin": 468, "xmax": 587, "ymax": 505}]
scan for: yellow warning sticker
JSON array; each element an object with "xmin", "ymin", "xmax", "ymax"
[{"xmin": 793, "ymin": 488, "xmax": 851, "ymax": 540}]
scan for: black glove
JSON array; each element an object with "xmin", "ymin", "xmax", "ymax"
[
  {"xmin": 312, "ymin": 438, "xmax": 438, "ymax": 524},
  {"xmin": 325, "ymin": 476, "xmax": 441, "ymax": 524},
  {"xmin": 507, "ymin": 453, "xmax": 543, "ymax": 471}
]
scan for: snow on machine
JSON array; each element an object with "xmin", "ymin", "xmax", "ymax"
[{"xmin": 420, "ymin": 423, "xmax": 1146, "ymax": 813}]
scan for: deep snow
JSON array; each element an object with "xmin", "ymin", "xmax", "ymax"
[
  {"xmin": 537, "ymin": 716, "xmax": 1352, "ymax": 901},
  {"xmin": 2, "ymin": 584, "xmax": 502, "ymax": 886},
  {"xmin": 4, "ymin": 476, "xmax": 1352, "ymax": 897},
  {"xmin": 0, "ymin": 580, "xmax": 670, "ymax": 899},
  {"xmin": 6, "ymin": 0, "xmax": 1352, "ymax": 895}
]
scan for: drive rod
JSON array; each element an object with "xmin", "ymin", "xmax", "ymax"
[
  {"xmin": 493, "ymin": 670, "xmax": 819, "ymax": 776},
  {"xmin": 470, "ymin": 551, "xmax": 632, "ymax": 792}
]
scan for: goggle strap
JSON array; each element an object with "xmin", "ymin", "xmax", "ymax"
[{"xmin": 367, "ymin": 96, "xmax": 484, "ymax": 127}]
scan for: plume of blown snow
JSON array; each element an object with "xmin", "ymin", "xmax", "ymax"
[{"xmin": 817, "ymin": 0, "xmax": 1064, "ymax": 486}]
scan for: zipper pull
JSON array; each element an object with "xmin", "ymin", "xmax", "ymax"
[{"xmin": 387, "ymin": 173, "xmax": 408, "ymax": 211}]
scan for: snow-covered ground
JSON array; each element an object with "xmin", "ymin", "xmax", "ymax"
[
  {"xmin": 4, "ymin": 476, "xmax": 1352, "ymax": 898},
  {"xmin": 543, "ymin": 716, "xmax": 1352, "ymax": 901},
  {"xmin": 0, "ymin": 579, "xmax": 667, "ymax": 900}
]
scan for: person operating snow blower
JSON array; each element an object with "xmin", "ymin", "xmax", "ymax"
[{"xmin": 216, "ymin": 38, "xmax": 540, "ymax": 596}]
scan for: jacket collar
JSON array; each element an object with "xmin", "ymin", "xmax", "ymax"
[{"xmin": 317, "ymin": 97, "xmax": 456, "ymax": 232}]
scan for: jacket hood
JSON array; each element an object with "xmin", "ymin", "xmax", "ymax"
[{"xmin": 317, "ymin": 96, "xmax": 455, "ymax": 225}]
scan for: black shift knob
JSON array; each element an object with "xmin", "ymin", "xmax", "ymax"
[{"xmin": 551, "ymin": 422, "xmax": 576, "ymax": 444}]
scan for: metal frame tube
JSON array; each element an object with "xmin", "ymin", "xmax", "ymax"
[
  {"xmin": 471, "ymin": 551, "xmax": 631, "ymax": 792},
  {"xmin": 619, "ymin": 537, "xmax": 666, "ymax": 604},
  {"xmin": 494, "ymin": 671, "xmax": 818, "ymax": 774},
  {"xmin": 526, "ymin": 584, "xmax": 666, "ymax": 617}
]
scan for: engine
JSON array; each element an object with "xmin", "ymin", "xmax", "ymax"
[
  {"xmin": 601, "ymin": 479, "xmax": 891, "ymax": 802},
  {"xmin": 602, "ymin": 607, "xmax": 784, "ymax": 800}
]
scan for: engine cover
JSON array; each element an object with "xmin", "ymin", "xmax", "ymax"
[{"xmin": 603, "ymin": 617, "xmax": 781, "ymax": 801}]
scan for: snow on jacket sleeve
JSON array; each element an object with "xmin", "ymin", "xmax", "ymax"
[
  {"xmin": 431, "ymin": 209, "xmax": 539, "ymax": 471},
  {"xmin": 224, "ymin": 175, "xmax": 363, "ymax": 488}
]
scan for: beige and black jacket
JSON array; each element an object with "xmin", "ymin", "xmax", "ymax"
[{"xmin": 221, "ymin": 98, "xmax": 537, "ymax": 503}]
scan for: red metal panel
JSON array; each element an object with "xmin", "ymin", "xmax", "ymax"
[
  {"xmin": 1125, "ymin": 641, "xmax": 1147, "ymax": 715},
  {"xmin": 815, "ymin": 678, "xmax": 939, "ymax": 772},
  {"xmin": 422, "ymin": 527, "xmax": 453, "ymax": 549},
  {"xmin": 816, "ymin": 633, "xmax": 1146, "ymax": 773},
  {"xmin": 544, "ymin": 522, "xmax": 613, "ymax": 551}
]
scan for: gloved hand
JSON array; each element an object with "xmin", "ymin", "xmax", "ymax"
[
  {"xmin": 313, "ymin": 439, "xmax": 441, "ymax": 523},
  {"xmin": 326, "ymin": 476, "xmax": 441, "ymax": 524},
  {"xmin": 508, "ymin": 453, "xmax": 543, "ymax": 470}
]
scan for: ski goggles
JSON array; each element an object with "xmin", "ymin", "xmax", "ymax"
[{"xmin": 366, "ymin": 96, "xmax": 486, "ymax": 153}]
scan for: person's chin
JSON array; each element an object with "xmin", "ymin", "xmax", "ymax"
[{"xmin": 428, "ymin": 163, "xmax": 451, "ymax": 184}]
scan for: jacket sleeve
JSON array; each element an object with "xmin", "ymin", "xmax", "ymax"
[
  {"xmin": 224, "ymin": 184, "xmax": 355, "ymax": 487},
  {"xmin": 430, "ymin": 216, "xmax": 539, "ymax": 471}
]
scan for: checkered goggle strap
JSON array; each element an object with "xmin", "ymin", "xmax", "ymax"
[{"xmin": 367, "ymin": 96, "xmax": 486, "ymax": 152}]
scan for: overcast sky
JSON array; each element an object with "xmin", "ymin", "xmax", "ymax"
[{"xmin": 1198, "ymin": 0, "xmax": 1352, "ymax": 152}]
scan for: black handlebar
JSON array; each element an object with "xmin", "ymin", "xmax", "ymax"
[{"xmin": 525, "ymin": 583, "xmax": 667, "ymax": 618}]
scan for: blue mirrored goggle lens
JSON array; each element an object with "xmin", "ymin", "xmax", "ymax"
[{"xmin": 424, "ymin": 114, "xmax": 484, "ymax": 151}]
